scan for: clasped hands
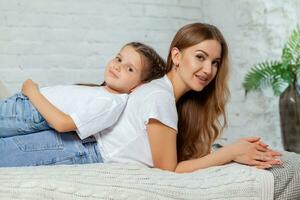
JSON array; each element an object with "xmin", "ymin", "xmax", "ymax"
[{"xmin": 230, "ymin": 137, "xmax": 282, "ymax": 169}]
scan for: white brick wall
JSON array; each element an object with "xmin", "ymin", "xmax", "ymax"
[
  {"xmin": 1, "ymin": 0, "xmax": 299, "ymax": 150},
  {"xmin": 0, "ymin": 0, "xmax": 200, "ymax": 90},
  {"xmin": 201, "ymin": 0, "xmax": 300, "ymax": 150}
]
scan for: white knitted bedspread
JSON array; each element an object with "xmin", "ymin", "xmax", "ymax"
[{"xmin": 0, "ymin": 163, "xmax": 273, "ymax": 200}]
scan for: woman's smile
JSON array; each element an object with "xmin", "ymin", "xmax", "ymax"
[{"xmin": 194, "ymin": 74, "xmax": 209, "ymax": 85}]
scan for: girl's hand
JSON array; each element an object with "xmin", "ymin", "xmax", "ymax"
[
  {"xmin": 230, "ymin": 137, "xmax": 282, "ymax": 169},
  {"xmin": 22, "ymin": 79, "xmax": 39, "ymax": 97}
]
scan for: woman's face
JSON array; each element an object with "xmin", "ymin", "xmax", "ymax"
[{"xmin": 174, "ymin": 39, "xmax": 222, "ymax": 92}]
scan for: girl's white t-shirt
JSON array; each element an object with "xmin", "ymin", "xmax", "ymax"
[
  {"xmin": 40, "ymin": 85, "xmax": 128, "ymax": 139},
  {"xmin": 96, "ymin": 75, "xmax": 178, "ymax": 167}
]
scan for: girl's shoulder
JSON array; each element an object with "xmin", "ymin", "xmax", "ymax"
[
  {"xmin": 129, "ymin": 76, "xmax": 175, "ymax": 106},
  {"xmin": 132, "ymin": 76, "xmax": 173, "ymax": 96}
]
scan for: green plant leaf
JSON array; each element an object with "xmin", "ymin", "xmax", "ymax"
[
  {"xmin": 243, "ymin": 61, "xmax": 285, "ymax": 95},
  {"xmin": 284, "ymin": 25, "xmax": 300, "ymax": 65},
  {"xmin": 244, "ymin": 25, "xmax": 300, "ymax": 96}
]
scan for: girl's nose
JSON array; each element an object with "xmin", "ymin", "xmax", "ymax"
[{"xmin": 113, "ymin": 64, "xmax": 121, "ymax": 71}]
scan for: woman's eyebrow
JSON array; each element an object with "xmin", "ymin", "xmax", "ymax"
[
  {"xmin": 196, "ymin": 49, "xmax": 221, "ymax": 60},
  {"xmin": 196, "ymin": 49, "xmax": 208, "ymax": 56}
]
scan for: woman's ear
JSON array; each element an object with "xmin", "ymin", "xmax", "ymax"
[{"xmin": 171, "ymin": 47, "xmax": 181, "ymax": 66}]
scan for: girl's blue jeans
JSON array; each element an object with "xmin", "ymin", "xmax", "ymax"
[
  {"xmin": 0, "ymin": 129, "xmax": 103, "ymax": 167},
  {"xmin": 0, "ymin": 93, "xmax": 50, "ymax": 137}
]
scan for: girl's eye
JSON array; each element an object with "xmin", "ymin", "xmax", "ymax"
[
  {"xmin": 127, "ymin": 66, "xmax": 134, "ymax": 72},
  {"xmin": 196, "ymin": 55, "xmax": 205, "ymax": 61},
  {"xmin": 115, "ymin": 57, "xmax": 121, "ymax": 62}
]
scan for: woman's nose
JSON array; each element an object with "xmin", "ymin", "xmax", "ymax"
[{"xmin": 203, "ymin": 61, "xmax": 212, "ymax": 75}]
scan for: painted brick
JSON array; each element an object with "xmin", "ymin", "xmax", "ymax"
[{"xmin": 1, "ymin": 0, "xmax": 300, "ymax": 150}]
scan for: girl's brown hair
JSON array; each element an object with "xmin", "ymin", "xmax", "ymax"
[
  {"xmin": 77, "ymin": 42, "xmax": 166, "ymax": 87},
  {"xmin": 166, "ymin": 23, "xmax": 230, "ymax": 162}
]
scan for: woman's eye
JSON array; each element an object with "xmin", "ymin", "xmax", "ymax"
[
  {"xmin": 196, "ymin": 55, "xmax": 205, "ymax": 61},
  {"xmin": 212, "ymin": 61, "xmax": 220, "ymax": 68}
]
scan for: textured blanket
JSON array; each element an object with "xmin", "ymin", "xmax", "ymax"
[
  {"xmin": 269, "ymin": 151, "xmax": 300, "ymax": 200},
  {"xmin": 0, "ymin": 163, "xmax": 273, "ymax": 200}
]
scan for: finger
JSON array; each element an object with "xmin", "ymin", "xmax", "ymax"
[
  {"xmin": 257, "ymin": 141, "xmax": 269, "ymax": 148},
  {"xmin": 250, "ymin": 160, "xmax": 265, "ymax": 166},
  {"xmin": 250, "ymin": 160, "xmax": 272, "ymax": 169},
  {"xmin": 264, "ymin": 159, "xmax": 283, "ymax": 165},
  {"xmin": 244, "ymin": 137, "xmax": 261, "ymax": 143},
  {"xmin": 265, "ymin": 151, "xmax": 280, "ymax": 158},
  {"xmin": 256, "ymin": 164, "xmax": 272, "ymax": 169},
  {"xmin": 267, "ymin": 150, "xmax": 282, "ymax": 157},
  {"xmin": 254, "ymin": 154, "xmax": 274, "ymax": 161},
  {"xmin": 255, "ymin": 144, "xmax": 268, "ymax": 152}
]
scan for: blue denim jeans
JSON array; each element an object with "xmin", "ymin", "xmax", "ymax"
[
  {"xmin": 0, "ymin": 93, "xmax": 50, "ymax": 137},
  {"xmin": 0, "ymin": 129, "xmax": 103, "ymax": 167}
]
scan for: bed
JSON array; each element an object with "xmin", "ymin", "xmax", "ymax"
[
  {"xmin": 0, "ymin": 81, "xmax": 299, "ymax": 199},
  {"xmin": 0, "ymin": 162, "xmax": 274, "ymax": 200}
]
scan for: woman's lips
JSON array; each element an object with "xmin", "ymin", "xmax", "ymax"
[{"xmin": 195, "ymin": 74, "xmax": 208, "ymax": 85}]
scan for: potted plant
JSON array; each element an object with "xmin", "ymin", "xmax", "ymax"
[{"xmin": 243, "ymin": 26, "xmax": 300, "ymax": 153}]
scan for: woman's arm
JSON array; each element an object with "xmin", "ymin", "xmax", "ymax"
[
  {"xmin": 22, "ymin": 79, "xmax": 76, "ymax": 132},
  {"xmin": 147, "ymin": 119, "xmax": 178, "ymax": 171},
  {"xmin": 175, "ymin": 138, "xmax": 281, "ymax": 173},
  {"xmin": 147, "ymin": 120, "xmax": 282, "ymax": 173}
]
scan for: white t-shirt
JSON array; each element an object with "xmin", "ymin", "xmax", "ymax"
[
  {"xmin": 40, "ymin": 85, "xmax": 128, "ymax": 139},
  {"xmin": 96, "ymin": 75, "xmax": 178, "ymax": 167}
]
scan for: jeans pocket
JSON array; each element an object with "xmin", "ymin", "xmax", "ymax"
[
  {"xmin": 13, "ymin": 130, "xmax": 63, "ymax": 152},
  {"xmin": 46, "ymin": 156, "xmax": 77, "ymax": 165}
]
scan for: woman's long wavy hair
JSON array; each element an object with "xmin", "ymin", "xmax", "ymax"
[{"xmin": 166, "ymin": 23, "xmax": 230, "ymax": 162}]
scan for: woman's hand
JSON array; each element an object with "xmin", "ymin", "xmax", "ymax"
[
  {"xmin": 22, "ymin": 79, "xmax": 39, "ymax": 97},
  {"xmin": 229, "ymin": 137, "xmax": 282, "ymax": 169}
]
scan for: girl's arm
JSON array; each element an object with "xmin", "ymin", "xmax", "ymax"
[
  {"xmin": 22, "ymin": 79, "xmax": 76, "ymax": 133},
  {"xmin": 147, "ymin": 119, "xmax": 282, "ymax": 173}
]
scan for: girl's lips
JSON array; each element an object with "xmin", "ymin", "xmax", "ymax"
[{"xmin": 108, "ymin": 69, "xmax": 119, "ymax": 78}]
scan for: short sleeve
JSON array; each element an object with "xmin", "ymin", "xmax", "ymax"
[
  {"xmin": 142, "ymin": 91, "xmax": 178, "ymax": 132},
  {"xmin": 71, "ymin": 95, "xmax": 127, "ymax": 139}
]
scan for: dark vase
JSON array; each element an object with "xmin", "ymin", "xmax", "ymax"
[{"xmin": 279, "ymin": 82, "xmax": 300, "ymax": 153}]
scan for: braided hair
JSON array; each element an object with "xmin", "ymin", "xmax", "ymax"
[
  {"xmin": 125, "ymin": 42, "xmax": 166, "ymax": 82},
  {"xmin": 77, "ymin": 42, "xmax": 165, "ymax": 87}
]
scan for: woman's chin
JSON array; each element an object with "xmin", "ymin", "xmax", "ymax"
[{"xmin": 190, "ymin": 84, "xmax": 206, "ymax": 92}]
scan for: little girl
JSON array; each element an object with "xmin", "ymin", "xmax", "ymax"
[{"xmin": 0, "ymin": 42, "xmax": 165, "ymax": 139}]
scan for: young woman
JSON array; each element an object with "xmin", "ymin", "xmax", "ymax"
[
  {"xmin": 0, "ymin": 42, "xmax": 166, "ymax": 140},
  {"xmin": 96, "ymin": 23, "xmax": 283, "ymax": 171},
  {"xmin": 0, "ymin": 23, "xmax": 283, "ymax": 170}
]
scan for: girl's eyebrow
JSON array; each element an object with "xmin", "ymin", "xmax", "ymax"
[{"xmin": 196, "ymin": 49, "xmax": 221, "ymax": 60}]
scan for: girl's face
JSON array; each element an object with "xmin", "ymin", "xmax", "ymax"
[
  {"xmin": 104, "ymin": 45, "xmax": 143, "ymax": 93},
  {"xmin": 173, "ymin": 39, "xmax": 221, "ymax": 92}
]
